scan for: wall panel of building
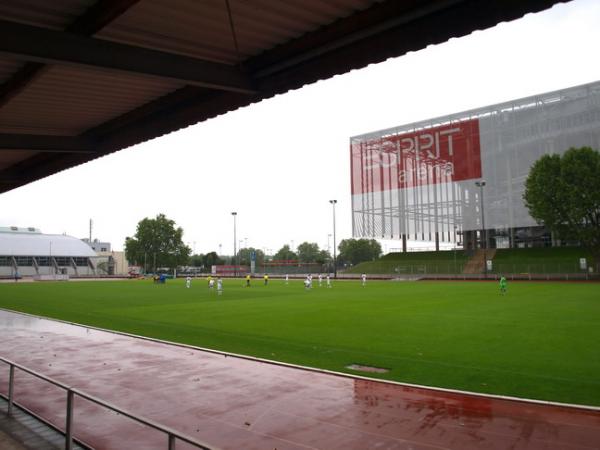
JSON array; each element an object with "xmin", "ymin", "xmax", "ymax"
[{"xmin": 351, "ymin": 81, "xmax": 600, "ymax": 247}]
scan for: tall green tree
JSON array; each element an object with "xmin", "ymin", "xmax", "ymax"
[
  {"xmin": 125, "ymin": 214, "xmax": 191, "ymax": 271},
  {"xmin": 273, "ymin": 245, "xmax": 297, "ymax": 261},
  {"xmin": 203, "ymin": 251, "xmax": 224, "ymax": 267},
  {"xmin": 338, "ymin": 238, "xmax": 382, "ymax": 265},
  {"xmin": 296, "ymin": 242, "xmax": 321, "ymax": 262},
  {"xmin": 189, "ymin": 254, "xmax": 204, "ymax": 267},
  {"xmin": 316, "ymin": 249, "xmax": 331, "ymax": 264},
  {"xmin": 524, "ymin": 146, "xmax": 600, "ymax": 263},
  {"xmin": 237, "ymin": 248, "xmax": 264, "ymax": 266}
]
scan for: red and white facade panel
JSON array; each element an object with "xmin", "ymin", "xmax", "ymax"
[{"xmin": 351, "ymin": 81, "xmax": 600, "ymax": 244}]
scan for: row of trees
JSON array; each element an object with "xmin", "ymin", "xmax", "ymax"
[
  {"xmin": 124, "ymin": 214, "xmax": 382, "ymax": 271},
  {"xmin": 228, "ymin": 240, "xmax": 382, "ymax": 266}
]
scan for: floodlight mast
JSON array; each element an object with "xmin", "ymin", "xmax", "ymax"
[
  {"xmin": 231, "ymin": 212, "xmax": 237, "ymax": 277},
  {"xmin": 474, "ymin": 181, "xmax": 487, "ymax": 277},
  {"xmin": 329, "ymin": 200, "xmax": 337, "ymax": 278}
]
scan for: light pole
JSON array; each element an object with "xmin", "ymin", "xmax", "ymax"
[
  {"xmin": 329, "ymin": 200, "xmax": 337, "ymax": 278},
  {"xmin": 453, "ymin": 226, "xmax": 457, "ymax": 274},
  {"xmin": 475, "ymin": 180, "xmax": 487, "ymax": 276},
  {"xmin": 231, "ymin": 212, "xmax": 237, "ymax": 277}
]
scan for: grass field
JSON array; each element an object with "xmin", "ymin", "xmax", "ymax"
[{"xmin": 1, "ymin": 278, "xmax": 599, "ymax": 406}]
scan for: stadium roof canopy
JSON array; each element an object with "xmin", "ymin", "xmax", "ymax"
[
  {"xmin": 0, "ymin": 228, "xmax": 96, "ymax": 257},
  {"xmin": 0, "ymin": 0, "xmax": 565, "ymax": 194}
]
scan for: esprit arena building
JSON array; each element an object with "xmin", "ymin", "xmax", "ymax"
[{"xmin": 350, "ymin": 80, "xmax": 600, "ymax": 251}]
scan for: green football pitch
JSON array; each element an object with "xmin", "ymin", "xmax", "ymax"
[{"xmin": 1, "ymin": 278, "xmax": 599, "ymax": 406}]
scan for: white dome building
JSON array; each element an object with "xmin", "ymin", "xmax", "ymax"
[{"xmin": 0, "ymin": 227, "xmax": 97, "ymax": 278}]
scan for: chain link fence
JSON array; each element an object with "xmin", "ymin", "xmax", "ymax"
[{"xmin": 342, "ymin": 260, "xmax": 597, "ymax": 279}]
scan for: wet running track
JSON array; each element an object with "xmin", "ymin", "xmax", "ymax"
[{"xmin": 0, "ymin": 309, "xmax": 599, "ymax": 449}]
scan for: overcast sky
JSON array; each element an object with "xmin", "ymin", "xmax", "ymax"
[{"xmin": 1, "ymin": 0, "xmax": 600, "ymax": 255}]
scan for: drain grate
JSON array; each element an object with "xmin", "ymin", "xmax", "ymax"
[{"xmin": 346, "ymin": 364, "xmax": 389, "ymax": 373}]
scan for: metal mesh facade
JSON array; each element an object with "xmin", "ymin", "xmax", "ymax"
[{"xmin": 350, "ymin": 81, "xmax": 600, "ymax": 247}]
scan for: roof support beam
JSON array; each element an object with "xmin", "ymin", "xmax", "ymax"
[
  {"xmin": 0, "ymin": 63, "xmax": 46, "ymax": 109},
  {"xmin": 0, "ymin": 134, "xmax": 97, "ymax": 153},
  {"xmin": 0, "ymin": 20, "xmax": 256, "ymax": 94},
  {"xmin": 0, "ymin": 171, "xmax": 19, "ymax": 184},
  {"xmin": 65, "ymin": 0, "xmax": 142, "ymax": 35},
  {"xmin": 253, "ymin": 0, "xmax": 467, "ymax": 78},
  {"xmin": 0, "ymin": 0, "xmax": 142, "ymax": 109}
]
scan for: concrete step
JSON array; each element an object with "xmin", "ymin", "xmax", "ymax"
[
  {"xmin": 0, "ymin": 398, "xmax": 88, "ymax": 450},
  {"xmin": 463, "ymin": 249, "xmax": 498, "ymax": 274}
]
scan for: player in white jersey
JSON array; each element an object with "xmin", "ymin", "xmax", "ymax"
[
  {"xmin": 285, "ymin": 274, "xmax": 289, "ymax": 285},
  {"xmin": 326, "ymin": 275, "xmax": 331, "ymax": 288},
  {"xmin": 318, "ymin": 274, "xmax": 323, "ymax": 287},
  {"xmin": 305, "ymin": 275, "xmax": 313, "ymax": 289},
  {"xmin": 217, "ymin": 278, "xmax": 223, "ymax": 295},
  {"xmin": 185, "ymin": 276, "xmax": 191, "ymax": 288},
  {"xmin": 208, "ymin": 278, "xmax": 215, "ymax": 289},
  {"xmin": 361, "ymin": 273, "xmax": 367, "ymax": 286}
]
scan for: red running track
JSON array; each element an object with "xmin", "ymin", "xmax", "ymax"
[{"xmin": 0, "ymin": 309, "xmax": 599, "ymax": 450}]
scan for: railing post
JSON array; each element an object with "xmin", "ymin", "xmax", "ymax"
[
  {"xmin": 65, "ymin": 389, "xmax": 74, "ymax": 450},
  {"xmin": 168, "ymin": 433, "xmax": 176, "ymax": 450},
  {"xmin": 7, "ymin": 364, "xmax": 14, "ymax": 416}
]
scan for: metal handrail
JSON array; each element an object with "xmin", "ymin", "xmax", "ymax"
[{"xmin": 1, "ymin": 357, "xmax": 215, "ymax": 450}]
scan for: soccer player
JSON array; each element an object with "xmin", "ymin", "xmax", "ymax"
[
  {"xmin": 326, "ymin": 274, "xmax": 332, "ymax": 288},
  {"xmin": 264, "ymin": 274, "xmax": 269, "ymax": 285},
  {"xmin": 285, "ymin": 274, "xmax": 289, "ymax": 285},
  {"xmin": 318, "ymin": 274, "xmax": 323, "ymax": 287},
  {"xmin": 306, "ymin": 275, "xmax": 313, "ymax": 289},
  {"xmin": 499, "ymin": 276, "xmax": 507, "ymax": 295},
  {"xmin": 246, "ymin": 274, "xmax": 251, "ymax": 287},
  {"xmin": 185, "ymin": 276, "xmax": 191, "ymax": 289},
  {"xmin": 208, "ymin": 278, "xmax": 215, "ymax": 289},
  {"xmin": 361, "ymin": 273, "xmax": 367, "ymax": 286},
  {"xmin": 304, "ymin": 277, "xmax": 311, "ymax": 290},
  {"xmin": 207, "ymin": 275, "xmax": 212, "ymax": 287},
  {"xmin": 217, "ymin": 278, "xmax": 223, "ymax": 295}
]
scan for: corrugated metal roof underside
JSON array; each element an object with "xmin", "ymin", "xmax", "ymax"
[
  {"xmin": 0, "ymin": 0, "xmax": 94, "ymax": 30},
  {"xmin": 97, "ymin": 0, "xmax": 377, "ymax": 64},
  {"xmin": 0, "ymin": 65, "xmax": 183, "ymax": 135}
]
